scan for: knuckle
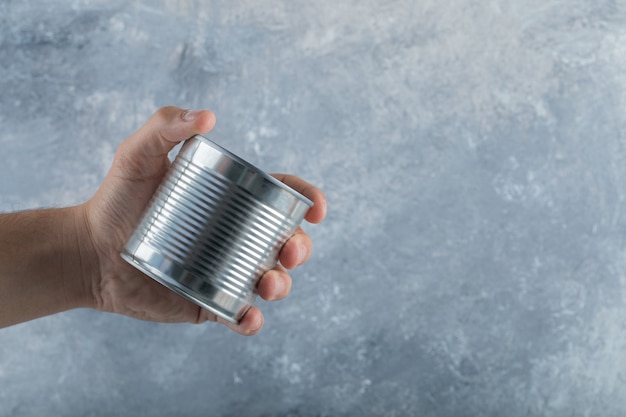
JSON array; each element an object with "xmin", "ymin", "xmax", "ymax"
[{"xmin": 153, "ymin": 106, "xmax": 179, "ymax": 122}]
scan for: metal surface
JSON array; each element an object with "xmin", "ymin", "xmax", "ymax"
[{"xmin": 121, "ymin": 135, "xmax": 312, "ymax": 324}]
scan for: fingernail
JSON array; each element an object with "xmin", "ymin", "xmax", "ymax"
[{"xmin": 182, "ymin": 109, "xmax": 201, "ymax": 121}]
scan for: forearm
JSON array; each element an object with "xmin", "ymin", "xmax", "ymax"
[{"xmin": 0, "ymin": 207, "xmax": 96, "ymax": 327}]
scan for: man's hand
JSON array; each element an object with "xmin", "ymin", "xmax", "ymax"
[{"xmin": 80, "ymin": 107, "xmax": 327, "ymax": 335}]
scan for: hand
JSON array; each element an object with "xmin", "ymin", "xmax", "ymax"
[{"xmin": 79, "ymin": 107, "xmax": 326, "ymax": 335}]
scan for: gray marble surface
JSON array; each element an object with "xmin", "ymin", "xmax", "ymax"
[{"xmin": 2, "ymin": 1, "xmax": 626, "ymax": 416}]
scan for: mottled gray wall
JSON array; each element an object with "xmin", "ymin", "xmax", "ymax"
[{"xmin": 2, "ymin": 0, "xmax": 626, "ymax": 416}]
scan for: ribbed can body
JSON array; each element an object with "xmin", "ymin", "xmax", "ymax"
[{"xmin": 121, "ymin": 135, "xmax": 312, "ymax": 324}]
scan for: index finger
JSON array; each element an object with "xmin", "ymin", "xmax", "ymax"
[{"xmin": 271, "ymin": 174, "xmax": 327, "ymax": 224}]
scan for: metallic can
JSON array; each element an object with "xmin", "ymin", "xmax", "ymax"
[{"xmin": 120, "ymin": 135, "xmax": 313, "ymax": 324}]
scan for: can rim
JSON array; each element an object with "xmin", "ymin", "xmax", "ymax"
[{"xmin": 192, "ymin": 135, "xmax": 314, "ymax": 207}]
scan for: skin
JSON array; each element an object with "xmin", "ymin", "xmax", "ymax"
[{"xmin": 0, "ymin": 107, "xmax": 327, "ymax": 335}]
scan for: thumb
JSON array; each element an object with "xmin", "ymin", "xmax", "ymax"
[{"xmin": 114, "ymin": 106, "xmax": 216, "ymax": 180}]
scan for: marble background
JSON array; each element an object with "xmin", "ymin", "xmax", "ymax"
[{"xmin": 2, "ymin": 0, "xmax": 626, "ymax": 415}]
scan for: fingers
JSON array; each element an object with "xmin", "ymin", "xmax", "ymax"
[
  {"xmin": 114, "ymin": 107, "xmax": 216, "ymax": 180},
  {"xmin": 279, "ymin": 227, "xmax": 312, "ymax": 270},
  {"xmin": 271, "ymin": 174, "xmax": 327, "ymax": 224},
  {"xmin": 132, "ymin": 106, "xmax": 216, "ymax": 158},
  {"xmin": 194, "ymin": 244, "xmax": 304, "ymax": 334},
  {"xmin": 196, "ymin": 306, "xmax": 265, "ymax": 336},
  {"xmin": 222, "ymin": 268, "xmax": 292, "ymax": 335},
  {"xmin": 197, "ymin": 259, "xmax": 300, "ymax": 335},
  {"xmin": 219, "ymin": 307, "xmax": 265, "ymax": 336},
  {"xmin": 257, "ymin": 266, "xmax": 292, "ymax": 300}
]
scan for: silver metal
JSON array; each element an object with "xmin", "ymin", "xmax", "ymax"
[{"xmin": 120, "ymin": 135, "xmax": 313, "ymax": 324}]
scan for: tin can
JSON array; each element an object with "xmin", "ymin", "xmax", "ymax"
[{"xmin": 120, "ymin": 135, "xmax": 313, "ymax": 324}]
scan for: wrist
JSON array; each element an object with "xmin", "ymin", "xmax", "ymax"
[
  {"xmin": 0, "ymin": 206, "xmax": 99, "ymax": 327},
  {"xmin": 62, "ymin": 205, "xmax": 100, "ymax": 311}
]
